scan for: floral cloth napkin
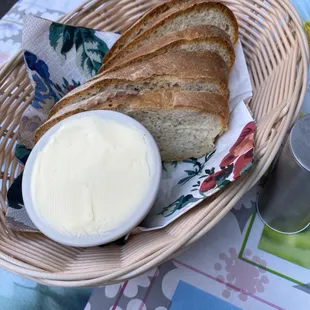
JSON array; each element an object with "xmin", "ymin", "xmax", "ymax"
[
  {"xmin": 6, "ymin": 15, "xmax": 120, "ymax": 231},
  {"xmin": 6, "ymin": 15, "xmax": 255, "ymax": 233}
]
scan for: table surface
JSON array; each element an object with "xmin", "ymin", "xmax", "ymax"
[{"xmin": 1, "ymin": 1, "xmax": 310, "ymax": 310}]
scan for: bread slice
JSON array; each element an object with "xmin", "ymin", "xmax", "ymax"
[
  {"xmin": 103, "ymin": 25, "xmax": 235, "ymax": 74},
  {"xmin": 100, "ymin": 2, "xmax": 238, "ymax": 72},
  {"xmin": 35, "ymin": 90, "xmax": 229, "ymax": 161},
  {"xmin": 50, "ymin": 51, "xmax": 229, "ymax": 116},
  {"xmin": 49, "ymin": 75, "xmax": 229, "ymax": 117},
  {"xmin": 102, "ymin": 0, "xmax": 207, "ymax": 64}
]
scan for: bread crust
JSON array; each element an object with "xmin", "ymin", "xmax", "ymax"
[
  {"xmin": 35, "ymin": 90, "xmax": 229, "ymax": 144},
  {"xmin": 102, "ymin": 0, "xmax": 208, "ymax": 64},
  {"xmin": 50, "ymin": 51, "xmax": 229, "ymax": 115},
  {"xmin": 102, "ymin": 25, "xmax": 235, "ymax": 74},
  {"xmin": 101, "ymin": 2, "xmax": 238, "ymax": 72}
]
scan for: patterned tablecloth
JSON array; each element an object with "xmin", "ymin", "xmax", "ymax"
[{"xmin": 1, "ymin": 1, "xmax": 310, "ymax": 310}]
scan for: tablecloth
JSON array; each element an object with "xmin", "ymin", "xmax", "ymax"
[{"xmin": 0, "ymin": 1, "xmax": 310, "ymax": 310}]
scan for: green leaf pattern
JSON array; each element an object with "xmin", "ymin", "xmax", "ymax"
[
  {"xmin": 158, "ymin": 195, "xmax": 201, "ymax": 217},
  {"xmin": 177, "ymin": 150, "xmax": 216, "ymax": 186},
  {"xmin": 49, "ymin": 23, "xmax": 109, "ymax": 78}
]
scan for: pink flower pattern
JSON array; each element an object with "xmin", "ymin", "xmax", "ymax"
[{"xmin": 214, "ymin": 248, "xmax": 269, "ymax": 301}]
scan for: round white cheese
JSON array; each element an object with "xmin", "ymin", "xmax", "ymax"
[{"xmin": 31, "ymin": 115, "xmax": 150, "ymax": 237}]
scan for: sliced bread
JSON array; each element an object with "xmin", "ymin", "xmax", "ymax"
[
  {"xmin": 103, "ymin": 25, "xmax": 235, "ymax": 74},
  {"xmin": 35, "ymin": 90, "xmax": 229, "ymax": 161},
  {"xmin": 102, "ymin": 0, "xmax": 207, "ymax": 64},
  {"xmin": 100, "ymin": 2, "xmax": 238, "ymax": 72},
  {"xmin": 50, "ymin": 51, "xmax": 229, "ymax": 115},
  {"xmin": 49, "ymin": 75, "xmax": 229, "ymax": 117}
]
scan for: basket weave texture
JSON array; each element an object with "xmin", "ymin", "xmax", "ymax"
[{"xmin": 0, "ymin": 0, "xmax": 308, "ymax": 287}]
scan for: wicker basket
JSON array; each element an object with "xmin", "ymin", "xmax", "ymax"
[{"xmin": 0, "ymin": 0, "xmax": 308, "ymax": 287}]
